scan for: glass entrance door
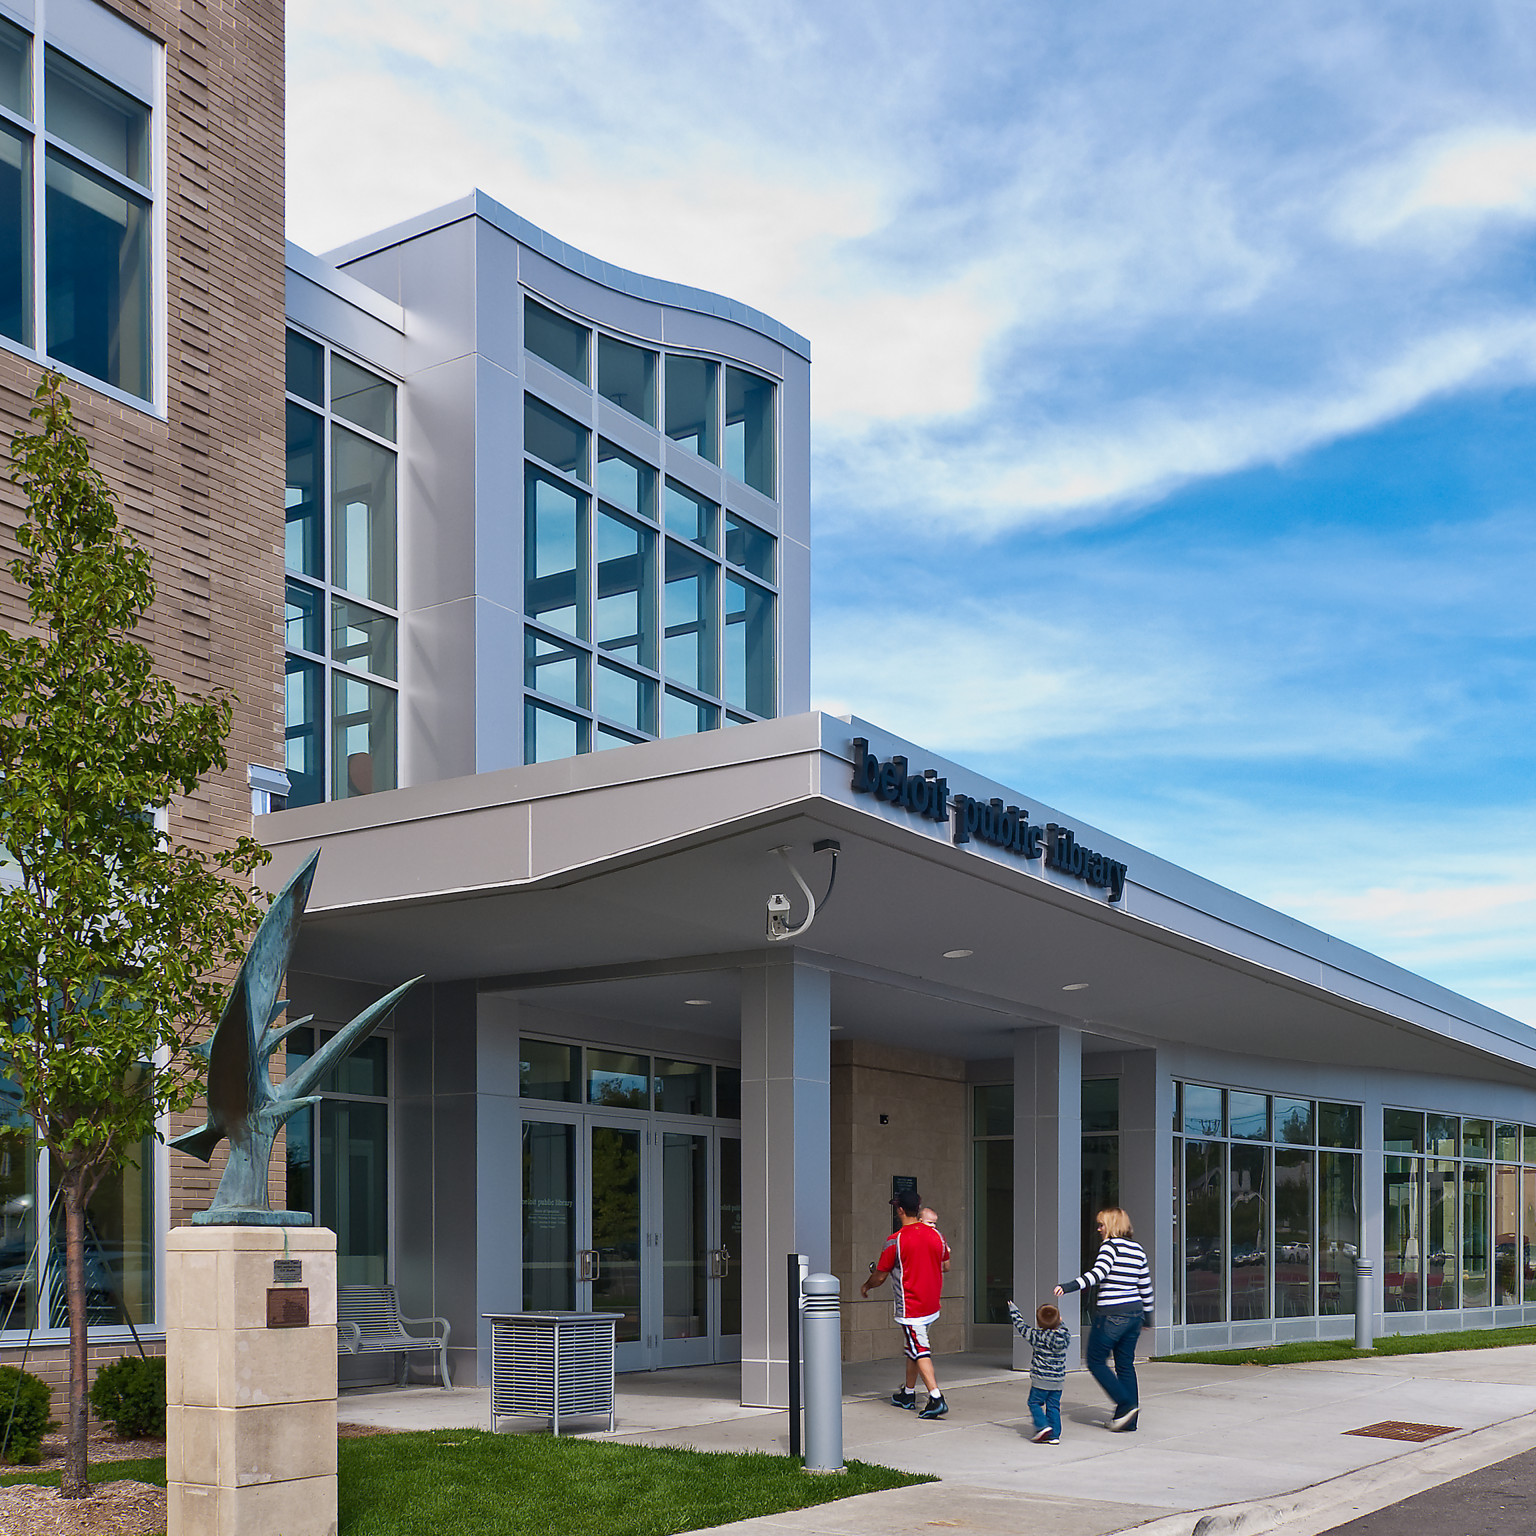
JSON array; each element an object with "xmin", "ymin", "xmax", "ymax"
[{"xmin": 589, "ymin": 1121, "xmax": 647, "ymax": 1371}]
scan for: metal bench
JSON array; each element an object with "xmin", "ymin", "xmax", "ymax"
[{"xmin": 337, "ymin": 1284, "xmax": 452, "ymax": 1390}]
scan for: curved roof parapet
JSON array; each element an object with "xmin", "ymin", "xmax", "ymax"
[{"xmin": 321, "ymin": 189, "xmax": 812, "ymax": 362}]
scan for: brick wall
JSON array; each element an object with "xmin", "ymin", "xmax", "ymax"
[{"xmin": 0, "ymin": 0, "xmax": 286, "ymax": 1392}]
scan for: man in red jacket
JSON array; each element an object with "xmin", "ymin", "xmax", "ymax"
[{"xmin": 861, "ymin": 1189, "xmax": 951, "ymax": 1419}]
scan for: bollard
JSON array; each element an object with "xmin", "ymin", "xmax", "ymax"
[
  {"xmin": 1354, "ymin": 1256, "xmax": 1374, "ymax": 1351},
  {"xmin": 801, "ymin": 1273, "xmax": 845, "ymax": 1474}
]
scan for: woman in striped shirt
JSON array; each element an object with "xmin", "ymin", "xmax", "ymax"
[{"xmin": 1054, "ymin": 1207, "xmax": 1153, "ymax": 1432}]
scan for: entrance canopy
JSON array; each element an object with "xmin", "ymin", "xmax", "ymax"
[{"xmin": 258, "ymin": 713, "xmax": 1536, "ymax": 1083}]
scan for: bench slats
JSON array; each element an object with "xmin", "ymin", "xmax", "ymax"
[{"xmin": 337, "ymin": 1284, "xmax": 452, "ymax": 1390}]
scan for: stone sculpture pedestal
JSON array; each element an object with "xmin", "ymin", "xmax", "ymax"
[{"xmin": 166, "ymin": 1226, "xmax": 337, "ymax": 1536}]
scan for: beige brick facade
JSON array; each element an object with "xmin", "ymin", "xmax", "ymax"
[
  {"xmin": 0, "ymin": 0, "xmax": 286, "ymax": 1399},
  {"xmin": 831, "ymin": 1039, "xmax": 969, "ymax": 1364}
]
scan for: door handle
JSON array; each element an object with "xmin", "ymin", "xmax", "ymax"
[
  {"xmin": 708, "ymin": 1248, "xmax": 731, "ymax": 1279},
  {"xmin": 577, "ymin": 1249, "xmax": 600, "ymax": 1282}
]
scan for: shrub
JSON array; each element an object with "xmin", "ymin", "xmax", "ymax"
[
  {"xmin": 89, "ymin": 1354, "xmax": 166, "ymax": 1440},
  {"xmin": 0, "ymin": 1365, "xmax": 56, "ymax": 1464}
]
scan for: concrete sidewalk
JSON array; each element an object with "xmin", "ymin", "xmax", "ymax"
[{"xmin": 338, "ymin": 1346, "xmax": 1536, "ymax": 1536}]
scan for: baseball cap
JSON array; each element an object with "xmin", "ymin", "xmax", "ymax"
[{"xmin": 890, "ymin": 1189, "xmax": 921, "ymax": 1216}]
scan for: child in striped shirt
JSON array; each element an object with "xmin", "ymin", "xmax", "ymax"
[{"xmin": 1007, "ymin": 1300, "xmax": 1071, "ymax": 1444}]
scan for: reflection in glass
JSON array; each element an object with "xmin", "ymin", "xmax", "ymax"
[
  {"xmin": 331, "ymin": 672, "xmax": 396, "ymax": 800},
  {"xmin": 716, "ymin": 1068, "xmax": 741, "ymax": 1120},
  {"xmin": 1183, "ymin": 1085, "xmax": 1224, "ymax": 1138},
  {"xmin": 0, "ymin": 123, "xmax": 30, "ymax": 347},
  {"xmin": 1082, "ymin": 1079, "xmax": 1119, "ymax": 1133},
  {"xmin": 525, "ymin": 700, "xmax": 582, "ymax": 764},
  {"xmin": 525, "ymin": 297, "xmax": 589, "ymax": 383},
  {"xmin": 1274, "ymin": 1099, "xmax": 1314, "ymax": 1145},
  {"xmin": 285, "ymin": 579, "xmax": 322, "ymax": 654},
  {"xmin": 724, "ymin": 367, "xmax": 774, "ymax": 495},
  {"xmin": 323, "ymin": 1034, "xmax": 388, "ymax": 1098},
  {"xmin": 1384, "ymin": 1108, "xmax": 1424, "ymax": 1154},
  {"xmin": 664, "ymin": 355, "xmax": 717, "ymax": 461},
  {"xmin": 652, "ymin": 1060, "xmax": 710, "ymax": 1116},
  {"xmin": 285, "ymin": 402, "xmax": 323, "ymax": 577},
  {"xmin": 0, "ymin": 1118, "xmax": 38, "ymax": 1329},
  {"xmin": 1427, "ymin": 1114, "xmax": 1459, "ymax": 1157},
  {"xmin": 525, "ymin": 629, "xmax": 586, "ymax": 708},
  {"xmin": 1081, "ymin": 1135, "xmax": 1119, "ymax": 1294},
  {"xmin": 332, "ymin": 596, "xmax": 397, "ymax": 681},
  {"xmin": 664, "ymin": 541, "xmax": 716, "ymax": 692},
  {"xmin": 526, "ymin": 468, "xmax": 587, "ymax": 638},
  {"xmin": 1229, "ymin": 1092, "xmax": 1269, "ymax": 1141},
  {"xmin": 522, "ymin": 1120, "xmax": 576, "ymax": 1310},
  {"xmin": 45, "ymin": 149, "xmax": 150, "ymax": 398},
  {"xmin": 0, "ymin": 18, "xmax": 27, "ymax": 117},
  {"xmin": 331, "ymin": 355, "xmax": 396, "ymax": 442},
  {"xmin": 1524, "ymin": 1169, "xmax": 1536, "ymax": 1302},
  {"xmin": 665, "ymin": 480, "xmax": 716, "ymax": 549},
  {"xmin": 595, "ymin": 659, "xmax": 653, "ymax": 735},
  {"xmin": 663, "ymin": 688, "xmax": 716, "ymax": 738},
  {"xmin": 332, "ymin": 426, "xmax": 397, "ymax": 605},
  {"xmin": 1384, "ymin": 1156, "xmax": 1422, "ymax": 1312},
  {"xmin": 597, "ymin": 725, "xmax": 640, "ymax": 751},
  {"xmin": 321, "ymin": 1099, "xmax": 387, "ymax": 1286},
  {"xmin": 724, "ymin": 577, "xmax": 773, "ymax": 717},
  {"xmin": 1319, "ymin": 1102, "xmax": 1362, "ymax": 1149},
  {"xmin": 1462, "ymin": 1119, "xmax": 1491, "ymax": 1159},
  {"xmin": 1497, "ymin": 1123, "xmax": 1521, "ymax": 1162},
  {"xmin": 599, "ymin": 334, "xmax": 656, "ymax": 423},
  {"xmin": 973, "ymin": 1136, "xmax": 1013, "ymax": 1324},
  {"xmin": 519, "ymin": 1039, "xmax": 579, "ymax": 1102},
  {"xmin": 724, "ymin": 512, "xmax": 774, "ymax": 580},
  {"xmin": 283, "ymin": 656, "xmax": 323, "ymax": 809},
  {"xmin": 719, "ymin": 1136, "xmax": 742, "ymax": 1336},
  {"xmin": 661, "ymin": 1133, "xmax": 707, "ymax": 1339},
  {"xmin": 44, "ymin": 51, "xmax": 148, "ymax": 184},
  {"xmin": 591, "ymin": 1126, "xmax": 642, "ymax": 1341},
  {"xmin": 286, "ymin": 328, "xmax": 323, "ymax": 404},
  {"xmin": 1319, "ymin": 1151, "xmax": 1359, "ymax": 1316},
  {"xmin": 974, "ymin": 1083, "xmax": 1014, "ymax": 1138},
  {"xmin": 1274, "ymin": 1150, "xmax": 1313, "ymax": 1317},
  {"xmin": 525, "ymin": 395, "xmax": 588, "ymax": 480},
  {"xmin": 1496, "ymin": 1164, "xmax": 1520, "ymax": 1305},
  {"xmin": 46, "ymin": 1129, "xmax": 154, "ymax": 1326},
  {"xmin": 1230, "ymin": 1143, "xmax": 1269, "ymax": 1319},
  {"xmin": 597, "ymin": 440, "xmax": 655, "ymax": 520},
  {"xmin": 1462, "ymin": 1161, "xmax": 1490, "ymax": 1307},
  {"xmin": 1426, "ymin": 1160, "xmax": 1457, "ymax": 1310},
  {"xmin": 588, "ymin": 1050, "xmax": 649, "ymax": 1109},
  {"xmin": 1182, "ymin": 1140, "xmax": 1224, "ymax": 1323},
  {"xmin": 597, "ymin": 508, "xmax": 655, "ymax": 666}
]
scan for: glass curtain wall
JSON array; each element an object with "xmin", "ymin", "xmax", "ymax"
[
  {"xmin": 971, "ymin": 1085, "xmax": 1012, "ymax": 1324},
  {"xmin": 283, "ymin": 329, "xmax": 400, "ymax": 807},
  {"xmin": 1173, "ymin": 1082, "xmax": 1362, "ymax": 1325},
  {"xmin": 521, "ymin": 294, "xmax": 780, "ymax": 763}
]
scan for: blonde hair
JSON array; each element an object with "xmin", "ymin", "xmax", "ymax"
[{"xmin": 1097, "ymin": 1207, "xmax": 1134, "ymax": 1239}]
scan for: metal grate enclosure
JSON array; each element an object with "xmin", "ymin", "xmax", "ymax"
[{"xmin": 487, "ymin": 1311, "xmax": 623, "ymax": 1434}]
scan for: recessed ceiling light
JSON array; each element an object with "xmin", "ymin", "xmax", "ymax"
[
  {"xmin": 942, "ymin": 949, "xmax": 973, "ymax": 960},
  {"xmin": 1062, "ymin": 982, "xmax": 1090, "ymax": 992},
  {"xmin": 683, "ymin": 998, "xmax": 712, "ymax": 1006}
]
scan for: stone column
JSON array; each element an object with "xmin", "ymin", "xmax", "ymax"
[
  {"xmin": 739, "ymin": 954, "xmax": 832, "ymax": 1408},
  {"xmin": 1117, "ymin": 1049, "xmax": 1171, "ymax": 1346},
  {"xmin": 1011, "ymin": 1026, "xmax": 1082, "ymax": 1371},
  {"xmin": 167, "ymin": 1226, "xmax": 337, "ymax": 1536}
]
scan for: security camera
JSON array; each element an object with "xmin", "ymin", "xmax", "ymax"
[{"xmin": 767, "ymin": 892, "xmax": 792, "ymax": 939}]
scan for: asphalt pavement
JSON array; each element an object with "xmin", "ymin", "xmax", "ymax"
[{"xmin": 1317, "ymin": 1444, "xmax": 1536, "ymax": 1536}]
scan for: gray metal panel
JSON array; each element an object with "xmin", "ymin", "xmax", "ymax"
[
  {"xmin": 472, "ymin": 357, "xmax": 523, "ymax": 614},
  {"xmin": 660, "ymin": 308, "xmax": 788, "ymax": 376},
  {"xmin": 522, "ymin": 356, "xmax": 594, "ymax": 423},
  {"xmin": 778, "ymin": 533, "xmax": 811, "ymax": 716},
  {"xmin": 400, "ymin": 596, "xmax": 480, "ymax": 788},
  {"xmin": 474, "ymin": 599, "xmax": 522, "ymax": 776},
  {"xmin": 518, "ymin": 249, "xmax": 667, "ymax": 345},
  {"xmin": 431, "ymin": 983, "xmax": 480, "ymax": 1380},
  {"xmin": 664, "ymin": 441, "xmax": 725, "ymax": 502},
  {"xmin": 399, "ymin": 354, "xmax": 479, "ymax": 610},
  {"xmin": 474, "ymin": 220, "xmax": 522, "ymax": 375},
  {"xmin": 284, "ymin": 272, "xmax": 410, "ymax": 378},
  {"xmin": 367, "ymin": 218, "xmax": 479, "ymax": 375},
  {"xmin": 47, "ymin": 0, "xmax": 157, "ymax": 102},
  {"xmin": 286, "ymin": 242, "xmax": 406, "ymax": 332}
]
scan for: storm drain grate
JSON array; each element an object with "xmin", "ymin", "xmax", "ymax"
[{"xmin": 1344, "ymin": 1420, "xmax": 1460, "ymax": 1442}]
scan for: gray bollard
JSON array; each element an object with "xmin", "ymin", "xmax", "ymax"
[
  {"xmin": 801, "ymin": 1273, "xmax": 845, "ymax": 1474},
  {"xmin": 1354, "ymin": 1256, "xmax": 1374, "ymax": 1351}
]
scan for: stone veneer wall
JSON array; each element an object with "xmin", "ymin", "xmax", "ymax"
[
  {"xmin": 831, "ymin": 1039, "xmax": 969, "ymax": 1364},
  {"xmin": 0, "ymin": 0, "xmax": 286, "ymax": 1403}
]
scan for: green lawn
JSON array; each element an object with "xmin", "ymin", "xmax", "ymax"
[
  {"xmin": 1156, "ymin": 1322, "xmax": 1536, "ymax": 1367},
  {"xmin": 1, "ymin": 1433, "xmax": 930, "ymax": 1536}
]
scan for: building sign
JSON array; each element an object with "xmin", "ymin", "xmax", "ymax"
[{"xmin": 850, "ymin": 738, "xmax": 1128, "ymax": 903}]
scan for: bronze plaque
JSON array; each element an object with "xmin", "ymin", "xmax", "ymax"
[{"xmin": 267, "ymin": 1287, "xmax": 310, "ymax": 1328}]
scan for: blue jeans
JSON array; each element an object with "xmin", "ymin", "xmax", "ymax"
[
  {"xmin": 1086, "ymin": 1310, "xmax": 1141, "ymax": 1420},
  {"xmin": 1028, "ymin": 1386, "xmax": 1062, "ymax": 1439}
]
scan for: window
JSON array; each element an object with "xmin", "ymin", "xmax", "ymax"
[
  {"xmin": 0, "ymin": 13, "xmax": 159, "ymax": 403},
  {"xmin": 282, "ymin": 329, "xmax": 400, "ymax": 807},
  {"xmin": 972, "ymin": 1084, "xmax": 1013, "ymax": 1324},
  {"xmin": 724, "ymin": 367, "xmax": 774, "ymax": 496},
  {"xmin": 665, "ymin": 355, "xmax": 717, "ymax": 462},
  {"xmin": 1173, "ymin": 1081, "xmax": 1362, "ymax": 1325},
  {"xmin": 599, "ymin": 334, "xmax": 655, "ymax": 423},
  {"xmin": 525, "ymin": 297, "xmax": 589, "ymax": 383}
]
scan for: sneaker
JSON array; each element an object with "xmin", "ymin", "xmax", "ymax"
[
  {"xmin": 1031, "ymin": 1426, "xmax": 1054, "ymax": 1443},
  {"xmin": 1109, "ymin": 1404, "xmax": 1140, "ymax": 1431},
  {"xmin": 1045, "ymin": 1437, "xmax": 1060, "ymax": 1445},
  {"xmin": 918, "ymin": 1396, "xmax": 949, "ymax": 1420},
  {"xmin": 891, "ymin": 1389, "xmax": 917, "ymax": 1410}
]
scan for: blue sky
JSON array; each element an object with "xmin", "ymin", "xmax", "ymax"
[{"xmin": 287, "ymin": 0, "xmax": 1536, "ymax": 1021}]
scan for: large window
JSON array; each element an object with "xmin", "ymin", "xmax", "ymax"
[
  {"xmin": 0, "ymin": 11, "xmax": 159, "ymax": 403},
  {"xmin": 520, "ymin": 301, "xmax": 780, "ymax": 764},
  {"xmin": 1172, "ymin": 1082, "xmax": 1362, "ymax": 1325},
  {"xmin": 971, "ymin": 1084, "xmax": 1012, "ymax": 1324},
  {"xmin": 284, "ymin": 328, "xmax": 400, "ymax": 807}
]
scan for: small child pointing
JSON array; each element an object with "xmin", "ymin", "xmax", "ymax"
[{"xmin": 1007, "ymin": 1300, "xmax": 1071, "ymax": 1444}]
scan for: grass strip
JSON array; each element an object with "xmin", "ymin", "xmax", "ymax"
[
  {"xmin": 1, "ymin": 1455, "xmax": 168, "ymax": 1488},
  {"xmin": 337, "ymin": 1430, "xmax": 930, "ymax": 1536},
  {"xmin": 1156, "ymin": 1323, "xmax": 1536, "ymax": 1367}
]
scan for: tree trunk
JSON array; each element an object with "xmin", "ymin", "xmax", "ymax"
[{"xmin": 60, "ymin": 1170, "xmax": 89, "ymax": 1499}]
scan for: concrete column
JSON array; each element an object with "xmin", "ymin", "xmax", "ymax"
[
  {"xmin": 1118, "ymin": 1050, "xmax": 1172, "ymax": 1340},
  {"xmin": 1011, "ymin": 1027, "xmax": 1082, "ymax": 1372},
  {"xmin": 740, "ymin": 955, "xmax": 832, "ymax": 1407},
  {"xmin": 166, "ymin": 1226, "xmax": 337, "ymax": 1536}
]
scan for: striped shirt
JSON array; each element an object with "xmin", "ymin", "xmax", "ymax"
[
  {"xmin": 1059, "ymin": 1237, "xmax": 1154, "ymax": 1315},
  {"xmin": 1006, "ymin": 1304, "xmax": 1071, "ymax": 1387}
]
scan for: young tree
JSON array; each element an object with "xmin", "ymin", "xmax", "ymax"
[{"xmin": 0, "ymin": 376, "xmax": 268, "ymax": 1497}]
